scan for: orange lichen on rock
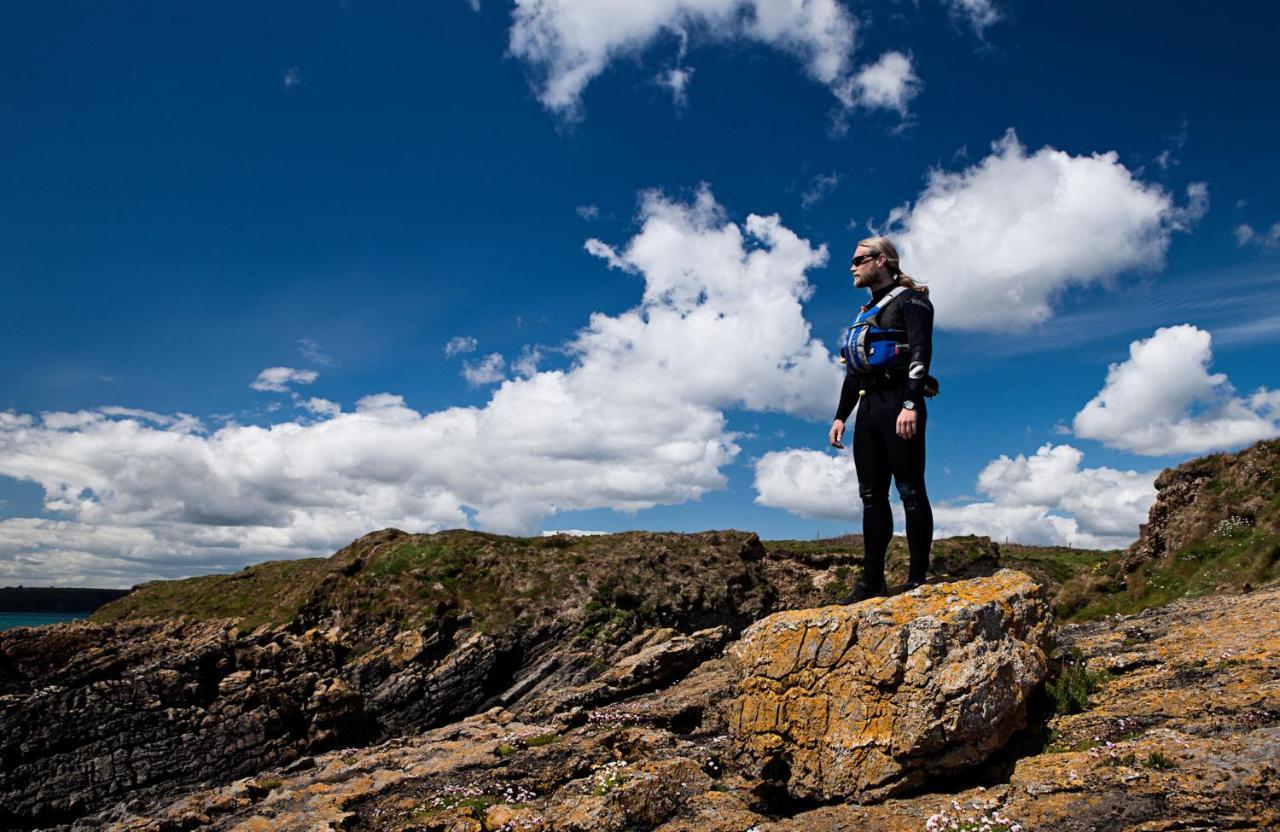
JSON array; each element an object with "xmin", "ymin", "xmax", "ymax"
[{"xmin": 725, "ymin": 569, "xmax": 1054, "ymax": 802}]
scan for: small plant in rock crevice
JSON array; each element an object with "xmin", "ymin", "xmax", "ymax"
[
  {"xmin": 1046, "ymin": 647, "xmax": 1107, "ymax": 714},
  {"xmin": 526, "ymin": 733, "xmax": 560, "ymax": 747},
  {"xmin": 925, "ymin": 800, "xmax": 1023, "ymax": 832},
  {"xmin": 589, "ymin": 760, "xmax": 629, "ymax": 796}
]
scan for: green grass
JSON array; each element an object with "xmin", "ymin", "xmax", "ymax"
[
  {"xmin": 824, "ymin": 565, "xmax": 855, "ymax": 602},
  {"xmin": 1074, "ymin": 529, "xmax": 1280, "ymax": 621},
  {"xmin": 1047, "ymin": 648, "xmax": 1108, "ymax": 714},
  {"xmin": 368, "ymin": 540, "xmax": 455, "ymax": 579},
  {"xmin": 90, "ymin": 558, "xmax": 326, "ymax": 629},
  {"xmin": 526, "ymin": 733, "xmax": 559, "ymax": 747}
]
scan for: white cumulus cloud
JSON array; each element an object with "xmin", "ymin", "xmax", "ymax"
[
  {"xmin": 852, "ymin": 51, "xmax": 920, "ymax": 115},
  {"xmin": 507, "ymin": 0, "xmax": 912, "ymax": 119},
  {"xmin": 886, "ymin": 129, "xmax": 1207, "ymax": 331},
  {"xmin": 250, "ymin": 367, "xmax": 319, "ymax": 393},
  {"xmin": 753, "ymin": 448, "xmax": 857, "ymax": 521},
  {"xmin": 1072, "ymin": 324, "xmax": 1280, "ymax": 456},
  {"xmin": 754, "ymin": 443, "xmax": 1156, "ymax": 549},
  {"xmin": 0, "ymin": 187, "xmax": 840, "ymax": 585},
  {"xmin": 967, "ymin": 444, "xmax": 1157, "ymax": 540}
]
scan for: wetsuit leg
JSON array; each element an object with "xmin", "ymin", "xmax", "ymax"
[
  {"xmin": 853, "ymin": 394, "xmax": 892, "ymax": 588},
  {"xmin": 886, "ymin": 401, "xmax": 933, "ymax": 582}
]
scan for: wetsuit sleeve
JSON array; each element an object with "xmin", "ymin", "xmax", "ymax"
[
  {"xmin": 903, "ymin": 292, "xmax": 934, "ymax": 406},
  {"xmin": 834, "ymin": 371, "xmax": 859, "ymax": 422}
]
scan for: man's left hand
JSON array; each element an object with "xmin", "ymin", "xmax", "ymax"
[{"xmin": 896, "ymin": 408, "xmax": 918, "ymax": 440}]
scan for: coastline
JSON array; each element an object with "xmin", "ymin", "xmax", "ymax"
[{"xmin": 0, "ymin": 611, "xmax": 88, "ymax": 630}]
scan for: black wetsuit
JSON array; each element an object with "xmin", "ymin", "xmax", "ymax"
[{"xmin": 835, "ymin": 283, "xmax": 934, "ymax": 588}]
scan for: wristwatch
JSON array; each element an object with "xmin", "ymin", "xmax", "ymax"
[{"xmin": 901, "ymin": 400, "xmax": 916, "ymax": 411}]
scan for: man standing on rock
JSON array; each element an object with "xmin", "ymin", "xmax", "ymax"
[{"xmin": 828, "ymin": 236, "xmax": 935, "ymax": 602}]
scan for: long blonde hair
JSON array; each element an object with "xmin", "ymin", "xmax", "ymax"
[{"xmin": 858, "ymin": 236, "xmax": 927, "ymax": 294}]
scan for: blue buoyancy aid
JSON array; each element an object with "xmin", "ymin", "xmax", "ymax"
[{"xmin": 839, "ymin": 286, "xmax": 910, "ymax": 374}]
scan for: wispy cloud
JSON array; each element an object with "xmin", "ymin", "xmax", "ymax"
[
  {"xmin": 443, "ymin": 335, "xmax": 479, "ymax": 357},
  {"xmin": 801, "ymin": 172, "xmax": 840, "ymax": 209},
  {"xmin": 1154, "ymin": 116, "xmax": 1189, "ymax": 170},
  {"xmin": 461, "ymin": 352, "xmax": 506, "ymax": 386},
  {"xmin": 511, "ymin": 345, "xmax": 543, "ymax": 378},
  {"xmin": 1234, "ymin": 221, "xmax": 1280, "ymax": 249},
  {"xmin": 250, "ymin": 367, "xmax": 318, "ymax": 393},
  {"xmin": 942, "ymin": 0, "xmax": 1002, "ymax": 37},
  {"xmin": 298, "ymin": 338, "xmax": 333, "ymax": 366},
  {"xmin": 657, "ymin": 66, "xmax": 694, "ymax": 108},
  {"xmin": 303, "ymin": 397, "xmax": 341, "ymax": 418},
  {"xmin": 1212, "ymin": 313, "xmax": 1280, "ymax": 347}
]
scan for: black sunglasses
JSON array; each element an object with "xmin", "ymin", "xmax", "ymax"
[{"xmin": 851, "ymin": 253, "xmax": 880, "ymax": 266}]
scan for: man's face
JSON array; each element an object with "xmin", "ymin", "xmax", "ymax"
[{"xmin": 850, "ymin": 246, "xmax": 884, "ymax": 288}]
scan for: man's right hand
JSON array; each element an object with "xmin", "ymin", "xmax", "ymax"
[{"xmin": 829, "ymin": 419, "xmax": 845, "ymax": 449}]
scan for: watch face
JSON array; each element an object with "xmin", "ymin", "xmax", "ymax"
[{"xmin": 903, "ymin": 401, "xmax": 915, "ymax": 410}]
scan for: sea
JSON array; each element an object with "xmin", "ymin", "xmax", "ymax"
[{"xmin": 0, "ymin": 611, "xmax": 88, "ymax": 631}]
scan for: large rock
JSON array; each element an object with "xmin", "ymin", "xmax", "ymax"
[{"xmin": 725, "ymin": 569, "xmax": 1054, "ymax": 802}]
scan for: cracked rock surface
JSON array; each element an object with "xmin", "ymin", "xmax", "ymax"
[{"xmin": 726, "ymin": 569, "xmax": 1054, "ymax": 802}]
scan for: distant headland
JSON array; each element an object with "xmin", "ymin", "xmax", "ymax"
[{"xmin": 0, "ymin": 586, "xmax": 130, "ymax": 614}]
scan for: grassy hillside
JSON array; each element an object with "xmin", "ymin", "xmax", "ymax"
[
  {"xmin": 91, "ymin": 530, "xmax": 776, "ymax": 650},
  {"xmin": 90, "ymin": 557, "xmax": 328, "ymax": 629}
]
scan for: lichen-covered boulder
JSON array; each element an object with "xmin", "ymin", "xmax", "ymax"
[{"xmin": 725, "ymin": 569, "xmax": 1054, "ymax": 802}]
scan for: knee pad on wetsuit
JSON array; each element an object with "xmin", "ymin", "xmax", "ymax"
[
  {"xmin": 897, "ymin": 482, "xmax": 927, "ymax": 514},
  {"xmin": 859, "ymin": 483, "xmax": 889, "ymax": 509}
]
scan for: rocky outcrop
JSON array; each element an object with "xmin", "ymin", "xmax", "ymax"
[
  {"xmin": 1126, "ymin": 437, "xmax": 1279, "ymax": 573},
  {"xmin": 0, "ymin": 530, "xmax": 776, "ymax": 830},
  {"xmin": 517, "ymin": 625, "xmax": 732, "ymax": 724},
  {"xmin": 6, "ymin": 499, "xmax": 1278, "ymax": 832},
  {"xmin": 726, "ymin": 569, "xmax": 1053, "ymax": 802},
  {"xmin": 99, "ymin": 574, "xmax": 1280, "ymax": 832},
  {"xmin": 0, "ymin": 618, "xmax": 366, "ymax": 830},
  {"xmin": 763, "ymin": 576, "xmax": 1280, "ymax": 832}
]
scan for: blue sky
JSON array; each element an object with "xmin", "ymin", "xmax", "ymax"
[{"xmin": 2, "ymin": 1, "xmax": 1278, "ymax": 586}]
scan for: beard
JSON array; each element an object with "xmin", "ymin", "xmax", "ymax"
[{"xmin": 853, "ymin": 268, "xmax": 880, "ymax": 288}]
